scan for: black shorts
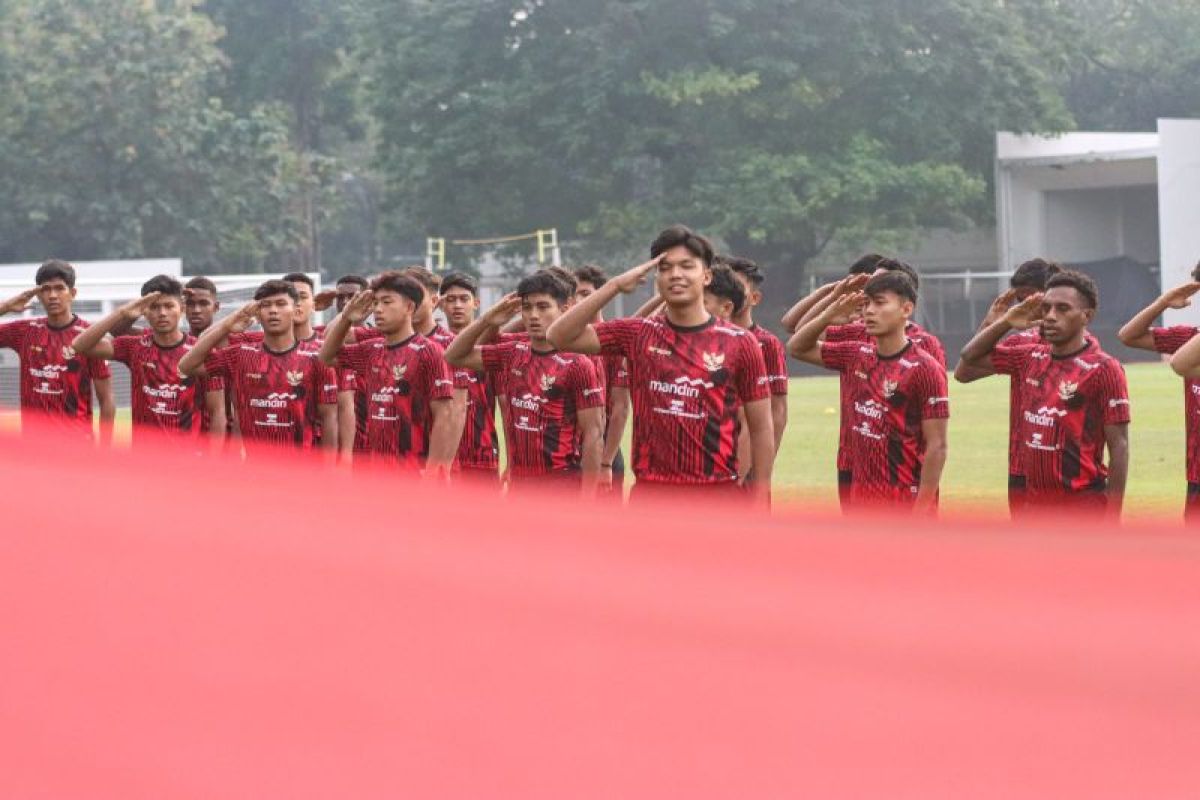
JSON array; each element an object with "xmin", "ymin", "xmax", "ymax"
[
  {"xmin": 837, "ymin": 469, "xmax": 852, "ymax": 507},
  {"xmin": 1186, "ymin": 482, "xmax": 1200, "ymax": 520}
]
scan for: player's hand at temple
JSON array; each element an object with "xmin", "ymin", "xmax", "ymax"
[
  {"xmin": 981, "ymin": 288, "xmax": 1020, "ymax": 327},
  {"xmin": 1003, "ymin": 293, "xmax": 1044, "ymax": 329},
  {"xmin": 612, "ymin": 255, "xmax": 663, "ymax": 294},
  {"xmin": 342, "ymin": 290, "xmax": 376, "ymax": 324},
  {"xmin": 481, "ymin": 292, "xmax": 521, "ymax": 327},
  {"xmin": 830, "ymin": 290, "xmax": 866, "ymax": 319},
  {"xmin": 230, "ymin": 300, "xmax": 261, "ymax": 329},
  {"xmin": 312, "ymin": 289, "xmax": 338, "ymax": 312},
  {"xmin": 0, "ymin": 287, "xmax": 39, "ymax": 315},
  {"xmin": 1161, "ymin": 282, "xmax": 1200, "ymax": 310},
  {"xmin": 117, "ymin": 292, "xmax": 162, "ymax": 321}
]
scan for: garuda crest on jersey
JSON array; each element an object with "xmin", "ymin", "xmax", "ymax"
[
  {"xmin": 703, "ymin": 352, "xmax": 725, "ymax": 372},
  {"xmin": 882, "ymin": 378, "xmax": 898, "ymax": 399},
  {"xmin": 1058, "ymin": 380, "xmax": 1078, "ymax": 402},
  {"xmin": 286, "ymin": 370, "xmax": 304, "ymax": 387},
  {"xmin": 392, "ymin": 364, "xmax": 408, "ymax": 382},
  {"xmin": 61, "ymin": 345, "xmax": 76, "ymax": 360},
  {"xmin": 540, "ymin": 374, "xmax": 557, "ymax": 392}
]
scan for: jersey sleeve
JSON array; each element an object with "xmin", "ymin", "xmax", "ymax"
[
  {"xmin": 202, "ymin": 373, "xmax": 225, "ymax": 393},
  {"xmin": 203, "ymin": 346, "xmax": 234, "ymax": 380},
  {"xmin": 594, "ymin": 318, "xmax": 643, "ymax": 360},
  {"xmin": 1151, "ymin": 326, "xmax": 1199, "ymax": 355},
  {"xmin": 736, "ymin": 334, "xmax": 771, "ymax": 403},
  {"xmin": 335, "ymin": 342, "xmax": 370, "ymax": 375},
  {"xmin": 819, "ymin": 340, "xmax": 863, "ymax": 372},
  {"xmin": 990, "ymin": 342, "xmax": 1035, "ymax": 376},
  {"xmin": 315, "ymin": 361, "xmax": 339, "ymax": 406},
  {"xmin": 605, "ymin": 355, "xmax": 629, "ymax": 390},
  {"xmin": 824, "ymin": 322, "xmax": 865, "ymax": 343},
  {"xmin": 0, "ymin": 319, "xmax": 29, "ymax": 350},
  {"xmin": 760, "ymin": 335, "xmax": 789, "ymax": 396},
  {"xmin": 570, "ymin": 356, "xmax": 606, "ymax": 411},
  {"xmin": 1096, "ymin": 360, "xmax": 1132, "ymax": 426},
  {"xmin": 110, "ymin": 335, "xmax": 136, "ymax": 366},
  {"xmin": 422, "ymin": 345, "xmax": 456, "ymax": 402},
  {"xmin": 480, "ymin": 341, "xmax": 514, "ymax": 376},
  {"xmin": 913, "ymin": 361, "xmax": 951, "ymax": 421},
  {"xmin": 919, "ymin": 332, "xmax": 947, "ymax": 369},
  {"xmin": 88, "ymin": 354, "xmax": 112, "ymax": 380},
  {"xmin": 352, "ymin": 326, "xmax": 384, "ymax": 342}
]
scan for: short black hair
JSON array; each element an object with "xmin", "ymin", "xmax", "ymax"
[
  {"xmin": 402, "ymin": 266, "xmax": 441, "ymax": 294},
  {"xmin": 254, "ymin": 279, "xmax": 299, "ymax": 302},
  {"xmin": 720, "ymin": 255, "xmax": 764, "ymax": 287},
  {"xmin": 35, "ymin": 259, "xmax": 76, "ymax": 288},
  {"xmin": 1011, "ymin": 258, "xmax": 1063, "ymax": 291},
  {"xmin": 336, "ymin": 274, "xmax": 369, "ymax": 290},
  {"xmin": 370, "ymin": 271, "xmax": 425, "ymax": 307},
  {"xmin": 1045, "ymin": 269, "xmax": 1099, "ymax": 310},
  {"xmin": 282, "ymin": 272, "xmax": 315, "ymax": 290},
  {"xmin": 864, "ymin": 271, "xmax": 918, "ymax": 304},
  {"xmin": 1191, "ymin": 261, "xmax": 1200, "ymax": 283},
  {"xmin": 440, "ymin": 271, "xmax": 478, "ymax": 297},
  {"xmin": 141, "ymin": 274, "xmax": 183, "ymax": 297},
  {"xmin": 546, "ymin": 266, "xmax": 577, "ymax": 296},
  {"xmin": 517, "ymin": 270, "xmax": 571, "ymax": 305},
  {"xmin": 848, "ymin": 254, "xmax": 887, "ymax": 276},
  {"xmin": 573, "ymin": 265, "xmax": 607, "ymax": 289},
  {"xmin": 650, "ymin": 225, "xmax": 715, "ymax": 267},
  {"xmin": 874, "ymin": 257, "xmax": 920, "ymax": 290},
  {"xmin": 184, "ymin": 276, "xmax": 218, "ymax": 295},
  {"xmin": 706, "ymin": 263, "xmax": 746, "ymax": 315}
]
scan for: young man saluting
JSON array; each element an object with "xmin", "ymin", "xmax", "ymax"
[{"xmin": 547, "ymin": 225, "xmax": 774, "ymax": 506}]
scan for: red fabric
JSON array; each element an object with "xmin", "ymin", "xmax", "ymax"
[
  {"xmin": 1152, "ymin": 326, "xmax": 1200, "ymax": 483},
  {"xmin": 2, "ymin": 423, "xmax": 1199, "ymax": 798},
  {"xmin": 0, "ymin": 315, "xmax": 111, "ymax": 432}
]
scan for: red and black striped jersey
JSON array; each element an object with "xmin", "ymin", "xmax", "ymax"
[
  {"xmin": 826, "ymin": 320, "xmax": 945, "ymax": 472},
  {"xmin": 750, "ymin": 325, "xmax": 789, "ymax": 397},
  {"xmin": 0, "ymin": 316, "xmax": 111, "ymax": 432},
  {"xmin": 111, "ymin": 333, "xmax": 206, "ymax": 441},
  {"xmin": 596, "ymin": 316, "xmax": 769, "ymax": 486},
  {"xmin": 335, "ymin": 334, "xmax": 456, "ymax": 469},
  {"xmin": 991, "ymin": 339, "xmax": 1130, "ymax": 495},
  {"xmin": 481, "ymin": 340, "xmax": 603, "ymax": 478},
  {"xmin": 1151, "ymin": 326, "xmax": 1200, "ymax": 483},
  {"xmin": 602, "ymin": 353, "xmax": 629, "ymax": 421},
  {"xmin": 994, "ymin": 328, "xmax": 1059, "ymax": 478},
  {"xmin": 202, "ymin": 341, "xmax": 338, "ymax": 451},
  {"xmin": 821, "ymin": 340, "xmax": 949, "ymax": 505}
]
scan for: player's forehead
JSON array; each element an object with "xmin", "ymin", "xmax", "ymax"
[
  {"xmin": 186, "ymin": 288, "xmax": 216, "ymax": 302},
  {"xmin": 335, "ymin": 281, "xmax": 362, "ymax": 292},
  {"xmin": 289, "ymin": 281, "xmax": 313, "ymax": 296},
  {"xmin": 1042, "ymin": 286, "xmax": 1086, "ymax": 308},
  {"xmin": 520, "ymin": 292, "xmax": 557, "ymax": 306},
  {"xmin": 657, "ymin": 246, "xmax": 703, "ymax": 267},
  {"xmin": 38, "ymin": 279, "xmax": 70, "ymax": 290},
  {"xmin": 442, "ymin": 287, "xmax": 473, "ymax": 301},
  {"xmin": 259, "ymin": 292, "xmax": 293, "ymax": 305}
]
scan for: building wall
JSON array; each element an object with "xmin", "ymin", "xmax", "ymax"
[{"xmin": 1160, "ymin": 119, "xmax": 1200, "ymax": 327}]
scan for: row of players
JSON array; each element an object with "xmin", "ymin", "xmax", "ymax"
[{"xmin": 4, "ymin": 224, "xmax": 1200, "ymax": 516}]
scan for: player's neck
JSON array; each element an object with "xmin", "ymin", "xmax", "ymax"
[
  {"xmin": 263, "ymin": 330, "xmax": 296, "ymax": 352},
  {"xmin": 735, "ymin": 310, "xmax": 754, "ymax": 328},
  {"xmin": 1049, "ymin": 332, "xmax": 1088, "ymax": 357},
  {"xmin": 874, "ymin": 326, "xmax": 909, "ymax": 357},
  {"xmin": 418, "ymin": 319, "xmax": 436, "ymax": 337},
  {"xmin": 293, "ymin": 320, "xmax": 315, "ymax": 340},
  {"xmin": 529, "ymin": 334, "xmax": 553, "ymax": 352},
  {"xmin": 386, "ymin": 320, "xmax": 416, "ymax": 345},
  {"xmin": 449, "ymin": 319, "xmax": 471, "ymax": 335},
  {"xmin": 663, "ymin": 301, "xmax": 710, "ymax": 329},
  {"xmin": 151, "ymin": 328, "xmax": 184, "ymax": 347},
  {"xmin": 45, "ymin": 309, "xmax": 74, "ymax": 328}
]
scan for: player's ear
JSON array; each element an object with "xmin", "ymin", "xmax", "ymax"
[
  {"xmin": 69, "ymin": 287, "xmax": 78, "ymax": 299},
  {"xmin": 1083, "ymin": 306, "xmax": 1096, "ymax": 324},
  {"xmin": 703, "ymin": 267, "xmax": 713, "ymax": 288}
]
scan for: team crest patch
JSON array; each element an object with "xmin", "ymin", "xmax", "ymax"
[
  {"xmin": 392, "ymin": 364, "xmax": 407, "ymax": 381},
  {"xmin": 286, "ymin": 370, "xmax": 304, "ymax": 387},
  {"xmin": 703, "ymin": 352, "xmax": 725, "ymax": 372},
  {"xmin": 61, "ymin": 345, "xmax": 76, "ymax": 360},
  {"xmin": 1058, "ymin": 381, "xmax": 1078, "ymax": 402},
  {"xmin": 540, "ymin": 374, "xmax": 557, "ymax": 392},
  {"xmin": 882, "ymin": 378, "xmax": 898, "ymax": 399}
]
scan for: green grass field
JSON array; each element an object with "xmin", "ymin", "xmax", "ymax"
[
  {"xmin": 2, "ymin": 362, "xmax": 1186, "ymax": 516},
  {"xmin": 775, "ymin": 362, "xmax": 1186, "ymax": 517}
]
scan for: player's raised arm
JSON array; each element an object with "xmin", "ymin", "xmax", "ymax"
[
  {"xmin": 178, "ymin": 300, "xmax": 259, "ymax": 377},
  {"xmin": 1119, "ymin": 282, "xmax": 1200, "ymax": 351},
  {"xmin": 72, "ymin": 293, "xmax": 161, "ymax": 360},
  {"xmin": 444, "ymin": 293, "xmax": 521, "ymax": 373},
  {"xmin": 786, "ymin": 287, "xmax": 864, "ymax": 365},
  {"xmin": 957, "ymin": 293, "xmax": 1044, "ymax": 376},
  {"xmin": 781, "ymin": 281, "xmax": 837, "ymax": 333},
  {"xmin": 0, "ymin": 288, "xmax": 39, "ymax": 317},
  {"xmin": 632, "ymin": 291, "xmax": 665, "ymax": 319},
  {"xmin": 547, "ymin": 257, "xmax": 660, "ymax": 354},
  {"xmin": 793, "ymin": 273, "xmax": 870, "ymax": 332},
  {"xmin": 319, "ymin": 290, "xmax": 375, "ymax": 365}
]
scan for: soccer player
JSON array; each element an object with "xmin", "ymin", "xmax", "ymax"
[
  {"xmin": 439, "ymin": 272, "xmax": 500, "ymax": 479},
  {"xmin": 319, "ymin": 272, "xmax": 464, "ymax": 475},
  {"xmin": 402, "ymin": 266, "xmax": 454, "ymax": 347},
  {"xmin": 546, "ymin": 225, "xmax": 774, "ymax": 506},
  {"xmin": 573, "ymin": 265, "xmax": 632, "ymax": 496},
  {"xmin": 958, "ymin": 270, "xmax": 1130, "ymax": 517},
  {"xmin": 445, "ymin": 271, "xmax": 605, "ymax": 494},
  {"xmin": 955, "ymin": 258, "xmax": 1063, "ymax": 515},
  {"xmin": 724, "ymin": 256, "xmax": 789, "ymax": 453},
  {"xmin": 789, "ymin": 271, "xmax": 949, "ymax": 512},
  {"xmin": 0, "ymin": 259, "xmax": 115, "ymax": 440},
  {"xmin": 334, "ymin": 274, "xmax": 369, "ymax": 314},
  {"xmin": 780, "ymin": 253, "xmax": 885, "ymax": 334},
  {"xmin": 71, "ymin": 275, "xmax": 223, "ymax": 442},
  {"xmin": 178, "ymin": 279, "xmax": 339, "ymax": 454},
  {"xmin": 702, "ymin": 262, "xmax": 746, "ymax": 322},
  {"xmin": 180, "ymin": 276, "xmax": 230, "ymax": 436},
  {"xmin": 1118, "ymin": 261, "xmax": 1200, "ymax": 518}
]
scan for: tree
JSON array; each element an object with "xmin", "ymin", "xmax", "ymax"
[
  {"xmin": 0, "ymin": 0, "xmax": 322, "ymax": 272},
  {"xmin": 364, "ymin": 0, "xmax": 1074, "ymax": 276}
]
